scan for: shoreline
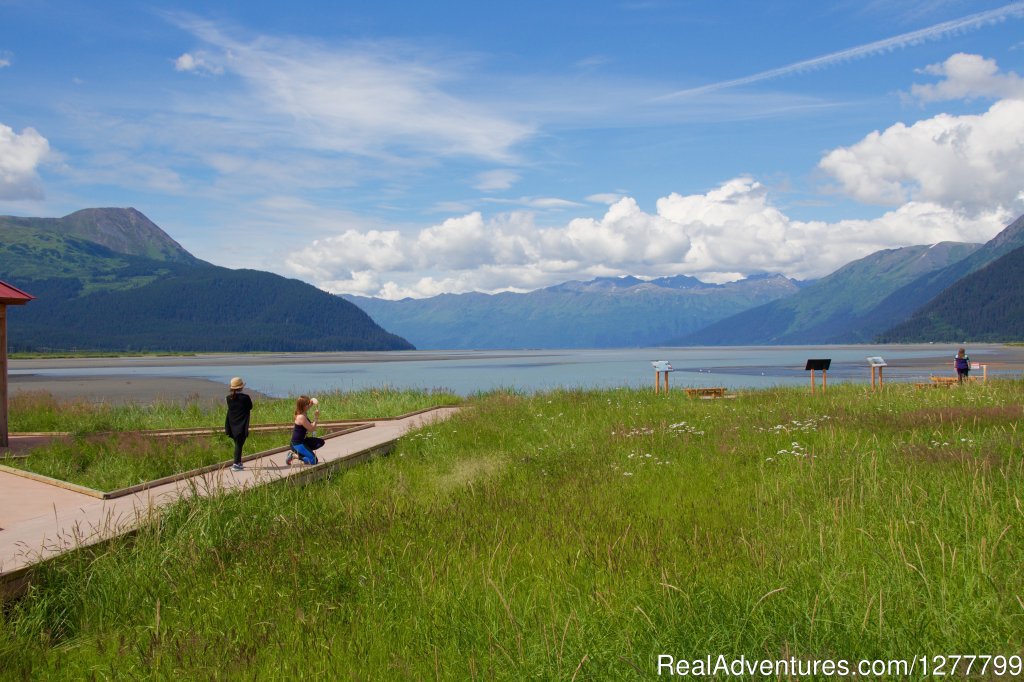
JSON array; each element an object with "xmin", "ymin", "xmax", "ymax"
[
  {"xmin": 9, "ymin": 344, "xmax": 1024, "ymax": 404},
  {"xmin": 9, "ymin": 375, "xmax": 267, "ymax": 405}
]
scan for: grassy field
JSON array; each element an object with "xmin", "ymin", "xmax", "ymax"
[
  {"xmin": 2, "ymin": 381, "xmax": 1022, "ymax": 679},
  {"xmin": 4, "ymin": 388, "xmax": 460, "ymax": 491},
  {"xmin": 9, "ymin": 387, "xmax": 461, "ymax": 433}
]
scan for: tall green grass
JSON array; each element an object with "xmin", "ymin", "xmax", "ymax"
[
  {"xmin": 1, "ymin": 381, "xmax": 1022, "ymax": 679},
  {"xmin": 5, "ymin": 388, "xmax": 461, "ymax": 491},
  {"xmin": 2, "ymin": 431, "xmax": 292, "ymax": 491},
  {"xmin": 8, "ymin": 387, "xmax": 461, "ymax": 433}
]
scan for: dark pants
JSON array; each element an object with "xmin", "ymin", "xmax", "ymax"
[
  {"xmin": 232, "ymin": 435, "xmax": 247, "ymax": 465},
  {"xmin": 957, "ymin": 369, "xmax": 969, "ymax": 383}
]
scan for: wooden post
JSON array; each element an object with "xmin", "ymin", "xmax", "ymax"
[
  {"xmin": 983, "ymin": 364, "xmax": 987, "ymax": 383},
  {"xmin": 663, "ymin": 371, "xmax": 669, "ymax": 394},
  {"xmin": 870, "ymin": 366, "xmax": 876, "ymax": 389},
  {"xmin": 654, "ymin": 371, "xmax": 660, "ymax": 394},
  {"xmin": 1, "ymin": 304, "xmax": 7, "ymax": 449},
  {"xmin": 810, "ymin": 368, "xmax": 815, "ymax": 395},
  {"xmin": 878, "ymin": 366, "xmax": 883, "ymax": 388}
]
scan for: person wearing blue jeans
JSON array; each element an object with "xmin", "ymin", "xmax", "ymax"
[{"xmin": 286, "ymin": 395, "xmax": 325, "ymax": 465}]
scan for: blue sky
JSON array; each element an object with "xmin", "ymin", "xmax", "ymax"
[{"xmin": 2, "ymin": 1, "xmax": 1024, "ymax": 297}]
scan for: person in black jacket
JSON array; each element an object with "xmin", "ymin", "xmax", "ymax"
[{"xmin": 225, "ymin": 376, "xmax": 254, "ymax": 471}]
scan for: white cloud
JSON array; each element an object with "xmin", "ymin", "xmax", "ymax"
[
  {"xmin": 0, "ymin": 123, "xmax": 50, "ymax": 200},
  {"xmin": 286, "ymin": 176, "xmax": 1010, "ymax": 298},
  {"xmin": 0, "ymin": 52, "xmax": 11, "ymax": 68},
  {"xmin": 474, "ymin": 169, "xmax": 520, "ymax": 191},
  {"xmin": 818, "ymin": 98, "xmax": 1024, "ymax": 211},
  {"xmin": 483, "ymin": 196, "xmax": 584, "ymax": 209},
  {"xmin": 586, "ymin": 193, "xmax": 625, "ymax": 205},
  {"xmin": 174, "ymin": 52, "xmax": 223, "ymax": 75},
  {"xmin": 173, "ymin": 17, "xmax": 533, "ymax": 161},
  {"xmin": 910, "ymin": 53, "xmax": 1024, "ymax": 102},
  {"xmin": 658, "ymin": 3, "xmax": 1024, "ymax": 99}
]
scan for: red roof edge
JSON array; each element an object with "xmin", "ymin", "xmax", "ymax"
[{"xmin": 0, "ymin": 280, "xmax": 35, "ymax": 305}]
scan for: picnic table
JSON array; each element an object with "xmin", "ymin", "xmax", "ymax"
[{"xmin": 685, "ymin": 387, "xmax": 727, "ymax": 399}]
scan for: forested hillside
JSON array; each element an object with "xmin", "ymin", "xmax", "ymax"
[
  {"xmin": 681, "ymin": 242, "xmax": 979, "ymax": 345},
  {"xmin": 878, "ymin": 245, "xmax": 1024, "ymax": 343},
  {"xmin": 1, "ymin": 208, "xmax": 413, "ymax": 352}
]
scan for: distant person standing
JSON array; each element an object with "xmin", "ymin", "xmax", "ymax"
[
  {"xmin": 225, "ymin": 377, "xmax": 254, "ymax": 471},
  {"xmin": 954, "ymin": 348, "xmax": 971, "ymax": 383},
  {"xmin": 286, "ymin": 395, "xmax": 325, "ymax": 465}
]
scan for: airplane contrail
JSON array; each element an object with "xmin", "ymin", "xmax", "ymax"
[{"xmin": 656, "ymin": 2, "xmax": 1024, "ymax": 100}]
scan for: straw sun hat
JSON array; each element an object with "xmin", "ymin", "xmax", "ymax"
[{"xmin": 229, "ymin": 377, "xmax": 245, "ymax": 390}]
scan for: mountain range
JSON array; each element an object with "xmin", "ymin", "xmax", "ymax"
[
  {"xmin": 0, "ymin": 209, "xmax": 413, "ymax": 352},
  {"xmin": 3, "ymin": 207, "xmax": 1021, "ymax": 352},
  {"xmin": 684, "ymin": 213, "xmax": 1024, "ymax": 345},
  {"xmin": 344, "ymin": 273, "xmax": 805, "ymax": 349}
]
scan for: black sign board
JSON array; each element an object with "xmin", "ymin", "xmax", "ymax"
[{"xmin": 805, "ymin": 358, "xmax": 831, "ymax": 371}]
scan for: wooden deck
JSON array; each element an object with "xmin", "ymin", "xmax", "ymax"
[{"xmin": 0, "ymin": 406, "xmax": 460, "ymax": 600}]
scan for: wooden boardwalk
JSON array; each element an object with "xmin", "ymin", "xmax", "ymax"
[{"xmin": 0, "ymin": 407, "xmax": 459, "ymax": 597}]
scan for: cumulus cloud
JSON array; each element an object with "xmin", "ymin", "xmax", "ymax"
[
  {"xmin": 911, "ymin": 53, "xmax": 1024, "ymax": 102},
  {"xmin": 818, "ymin": 98, "xmax": 1024, "ymax": 210},
  {"xmin": 286, "ymin": 176, "xmax": 1010, "ymax": 298},
  {"xmin": 0, "ymin": 123, "xmax": 50, "ymax": 199},
  {"xmin": 0, "ymin": 51, "xmax": 11, "ymax": 68},
  {"xmin": 174, "ymin": 51, "xmax": 223, "ymax": 75}
]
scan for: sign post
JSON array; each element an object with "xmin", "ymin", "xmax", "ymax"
[
  {"xmin": 971, "ymin": 362, "xmax": 987, "ymax": 383},
  {"xmin": 651, "ymin": 361, "xmax": 673, "ymax": 394},
  {"xmin": 0, "ymin": 281, "xmax": 35, "ymax": 450},
  {"xmin": 804, "ymin": 359, "xmax": 831, "ymax": 395},
  {"xmin": 866, "ymin": 356, "xmax": 887, "ymax": 390}
]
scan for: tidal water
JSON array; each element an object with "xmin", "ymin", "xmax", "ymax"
[{"xmin": 11, "ymin": 344, "xmax": 1024, "ymax": 397}]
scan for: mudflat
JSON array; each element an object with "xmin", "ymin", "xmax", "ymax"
[
  {"xmin": 9, "ymin": 374, "xmax": 262, "ymax": 405},
  {"xmin": 7, "ymin": 350, "xmax": 516, "ymax": 404}
]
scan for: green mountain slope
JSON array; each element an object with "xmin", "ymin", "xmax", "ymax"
[
  {"xmin": 0, "ymin": 207, "xmax": 196, "ymax": 263},
  {"xmin": 863, "ymin": 213, "xmax": 1024, "ymax": 337},
  {"xmin": 878, "ymin": 245, "xmax": 1024, "ymax": 343},
  {"xmin": 0, "ymin": 226, "xmax": 198, "ymax": 294},
  {"xmin": 682, "ymin": 241, "xmax": 981, "ymax": 345},
  {"xmin": 345, "ymin": 274, "xmax": 802, "ymax": 349},
  {"xmin": 8, "ymin": 268, "xmax": 414, "ymax": 352},
  {"xmin": 1, "ymin": 208, "xmax": 413, "ymax": 352}
]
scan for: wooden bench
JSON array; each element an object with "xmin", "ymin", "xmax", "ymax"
[
  {"xmin": 685, "ymin": 387, "xmax": 727, "ymax": 399},
  {"xmin": 929, "ymin": 376, "xmax": 959, "ymax": 387}
]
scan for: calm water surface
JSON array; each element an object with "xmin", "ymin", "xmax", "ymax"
[{"xmin": 11, "ymin": 345, "xmax": 1024, "ymax": 397}]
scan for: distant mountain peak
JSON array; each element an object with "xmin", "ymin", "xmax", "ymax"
[
  {"xmin": 57, "ymin": 207, "xmax": 197, "ymax": 263},
  {"xmin": 1, "ymin": 207, "xmax": 196, "ymax": 263}
]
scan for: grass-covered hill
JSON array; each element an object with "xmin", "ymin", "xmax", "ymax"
[
  {"xmin": 681, "ymin": 241, "xmax": 979, "ymax": 345},
  {"xmin": 3, "ymin": 382, "xmax": 1022, "ymax": 677},
  {"xmin": 0, "ymin": 207, "xmax": 196, "ymax": 265},
  {"xmin": 1, "ymin": 208, "xmax": 413, "ymax": 352},
  {"xmin": 879, "ymin": 244, "xmax": 1024, "ymax": 343}
]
